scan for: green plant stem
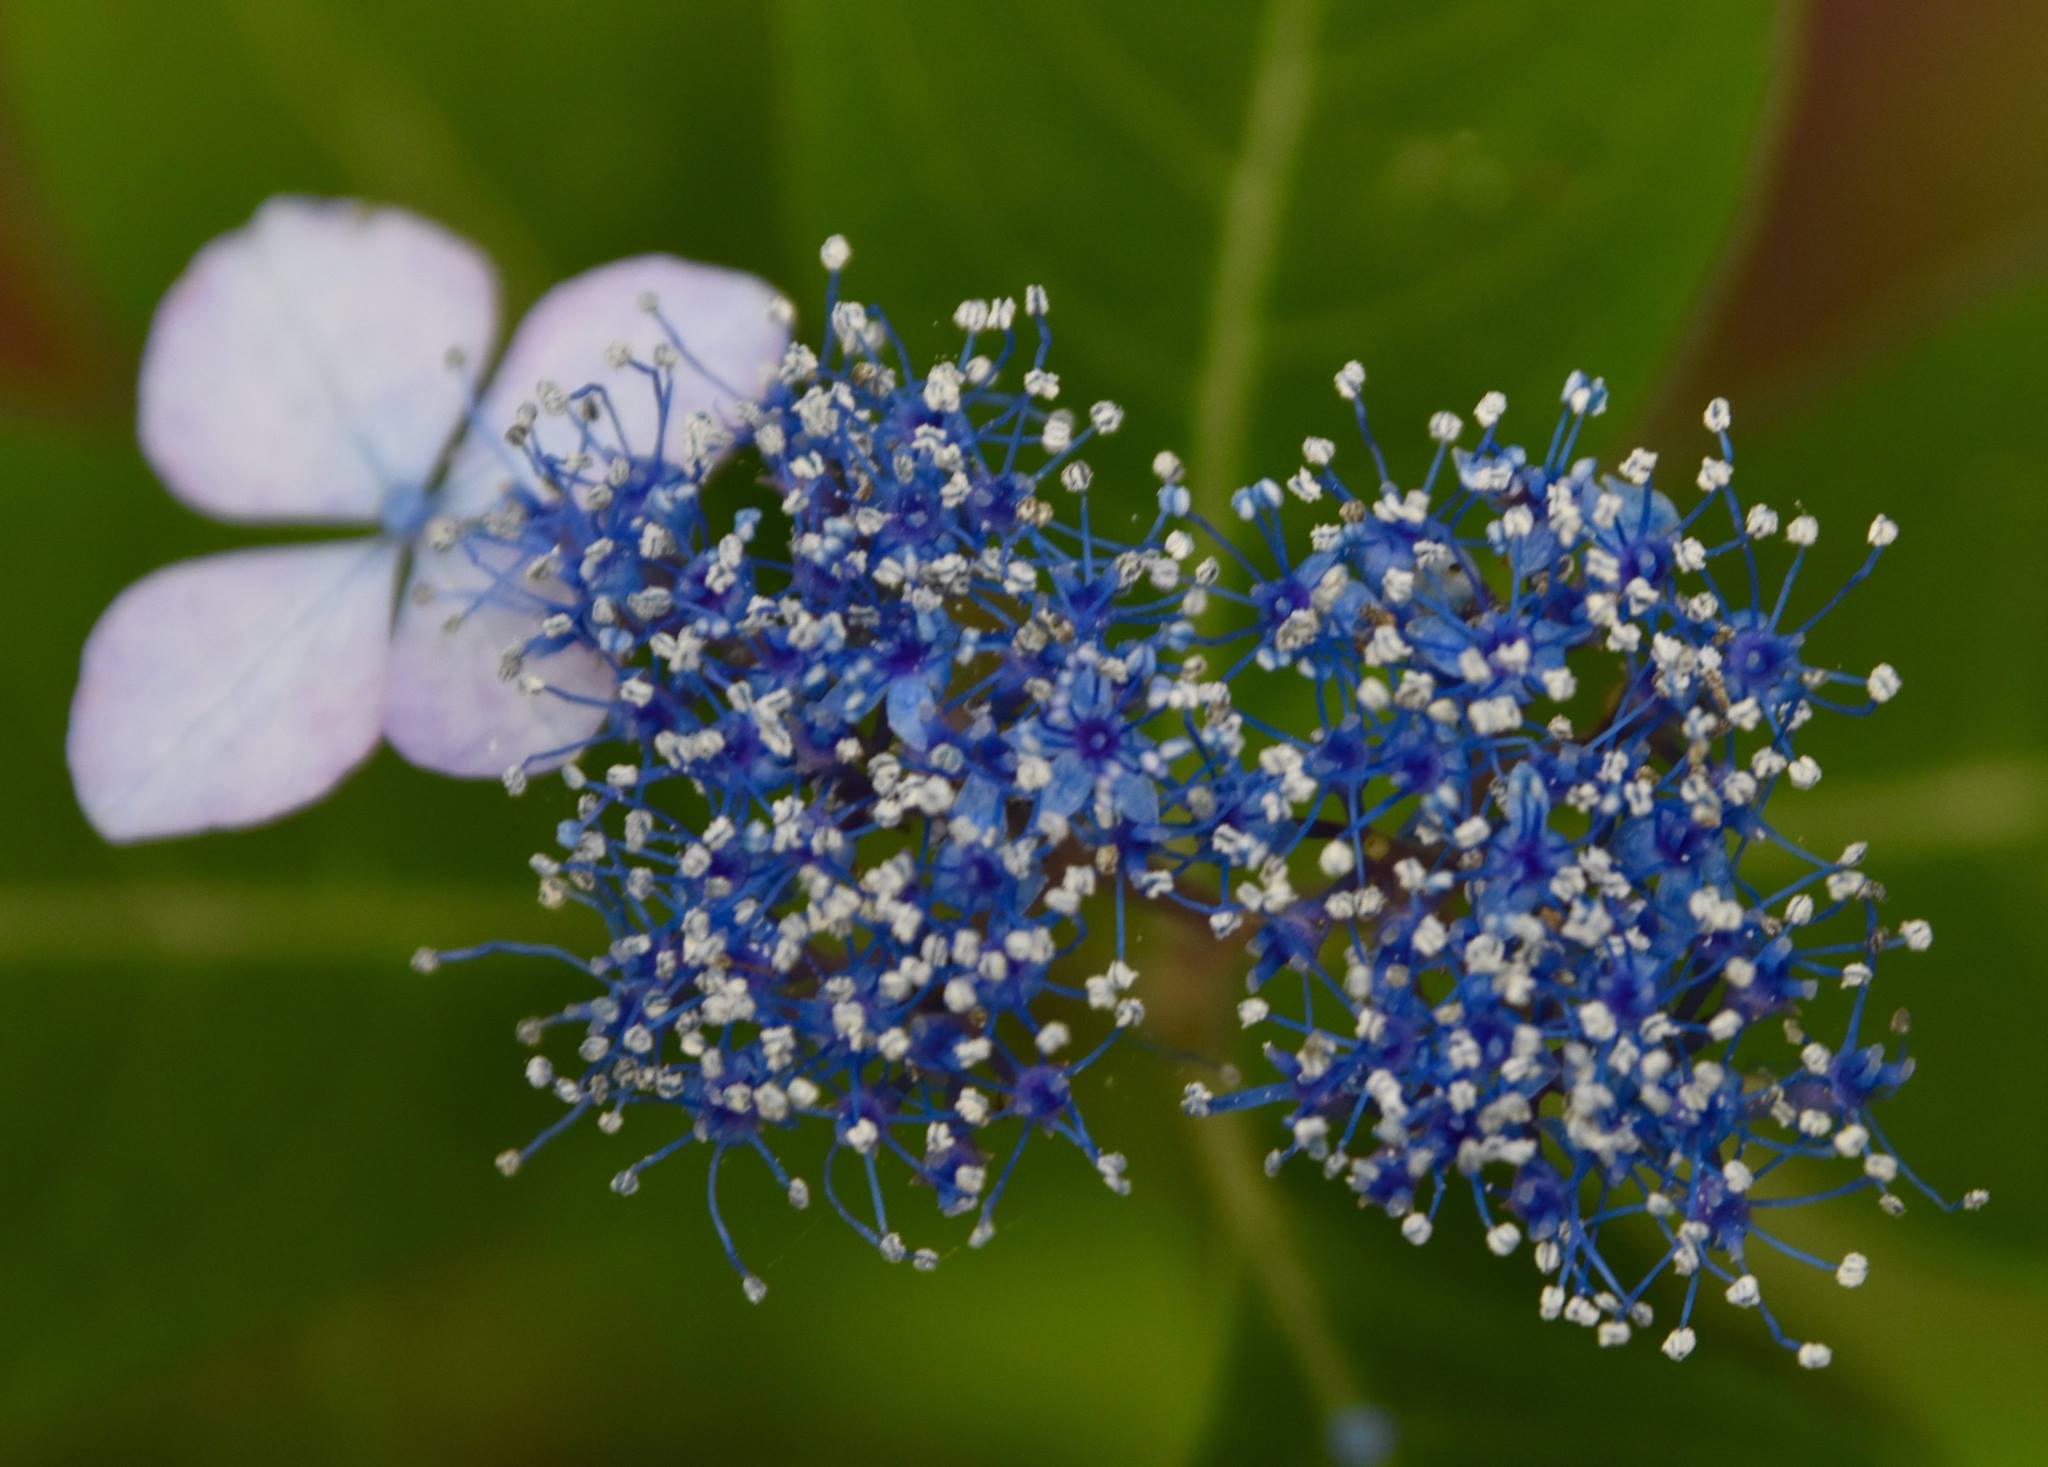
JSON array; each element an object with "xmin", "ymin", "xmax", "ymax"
[{"xmin": 1189, "ymin": 0, "xmax": 1326, "ymax": 517}]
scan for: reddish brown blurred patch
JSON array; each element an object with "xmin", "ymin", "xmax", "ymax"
[
  {"xmin": 0, "ymin": 84, "xmax": 118, "ymax": 412},
  {"xmin": 1651, "ymin": 0, "xmax": 2048, "ymax": 429}
]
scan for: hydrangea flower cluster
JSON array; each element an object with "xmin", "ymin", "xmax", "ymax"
[
  {"xmin": 392, "ymin": 232, "xmax": 1977, "ymax": 1359},
  {"xmin": 1175, "ymin": 372, "xmax": 1986, "ymax": 1366},
  {"xmin": 424, "ymin": 240, "xmax": 1255, "ymax": 1299}
]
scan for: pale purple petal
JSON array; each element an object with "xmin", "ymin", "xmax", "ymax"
[
  {"xmin": 439, "ymin": 254, "xmax": 788, "ymax": 517},
  {"xmin": 139, "ymin": 196, "xmax": 497, "ymax": 524},
  {"xmin": 383, "ymin": 543, "xmax": 615, "ymax": 778},
  {"xmin": 68, "ymin": 540, "xmax": 398, "ymax": 841}
]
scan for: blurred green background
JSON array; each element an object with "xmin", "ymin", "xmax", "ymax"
[{"xmin": 1, "ymin": 1, "xmax": 2043, "ymax": 1461}]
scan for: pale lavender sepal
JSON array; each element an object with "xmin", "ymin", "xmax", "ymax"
[
  {"xmin": 138, "ymin": 196, "xmax": 497, "ymax": 525},
  {"xmin": 383, "ymin": 542, "xmax": 615, "ymax": 778},
  {"xmin": 68, "ymin": 540, "xmax": 398, "ymax": 841}
]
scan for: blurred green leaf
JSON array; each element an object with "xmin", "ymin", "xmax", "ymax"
[
  {"xmin": 1, "ymin": 0, "xmax": 785, "ymax": 322},
  {"xmin": 0, "ymin": 950, "xmax": 1233, "ymax": 1465},
  {"xmin": 769, "ymin": 0, "xmax": 1784, "ymax": 509},
  {"xmin": 1729, "ymin": 279, "xmax": 2048, "ymax": 1255},
  {"xmin": 1190, "ymin": 1198, "xmax": 1928, "ymax": 1467},
  {"xmin": 1735, "ymin": 282, "xmax": 2048, "ymax": 775}
]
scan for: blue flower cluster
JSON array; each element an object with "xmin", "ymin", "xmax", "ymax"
[
  {"xmin": 420, "ymin": 239, "xmax": 1979, "ymax": 1359},
  {"xmin": 1176, "ymin": 373, "xmax": 1984, "ymax": 1367},
  {"xmin": 425, "ymin": 241, "xmax": 1244, "ymax": 1301}
]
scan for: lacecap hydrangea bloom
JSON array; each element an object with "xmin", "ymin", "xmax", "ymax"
[
  {"xmin": 424, "ymin": 242, "xmax": 1982, "ymax": 1353},
  {"xmin": 107, "ymin": 201, "xmax": 1977, "ymax": 1359}
]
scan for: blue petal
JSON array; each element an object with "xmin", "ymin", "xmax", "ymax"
[
  {"xmin": 952, "ymin": 774, "xmax": 1001, "ymax": 831},
  {"xmin": 886, "ymin": 674, "xmax": 936, "ymax": 749},
  {"xmin": 1043, "ymin": 752, "xmax": 1091, "ymax": 818},
  {"xmin": 1505, "ymin": 762, "xmax": 1549, "ymax": 840},
  {"xmin": 1113, "ymin": 771, "xmax": 1159, "ymax": 825}
]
